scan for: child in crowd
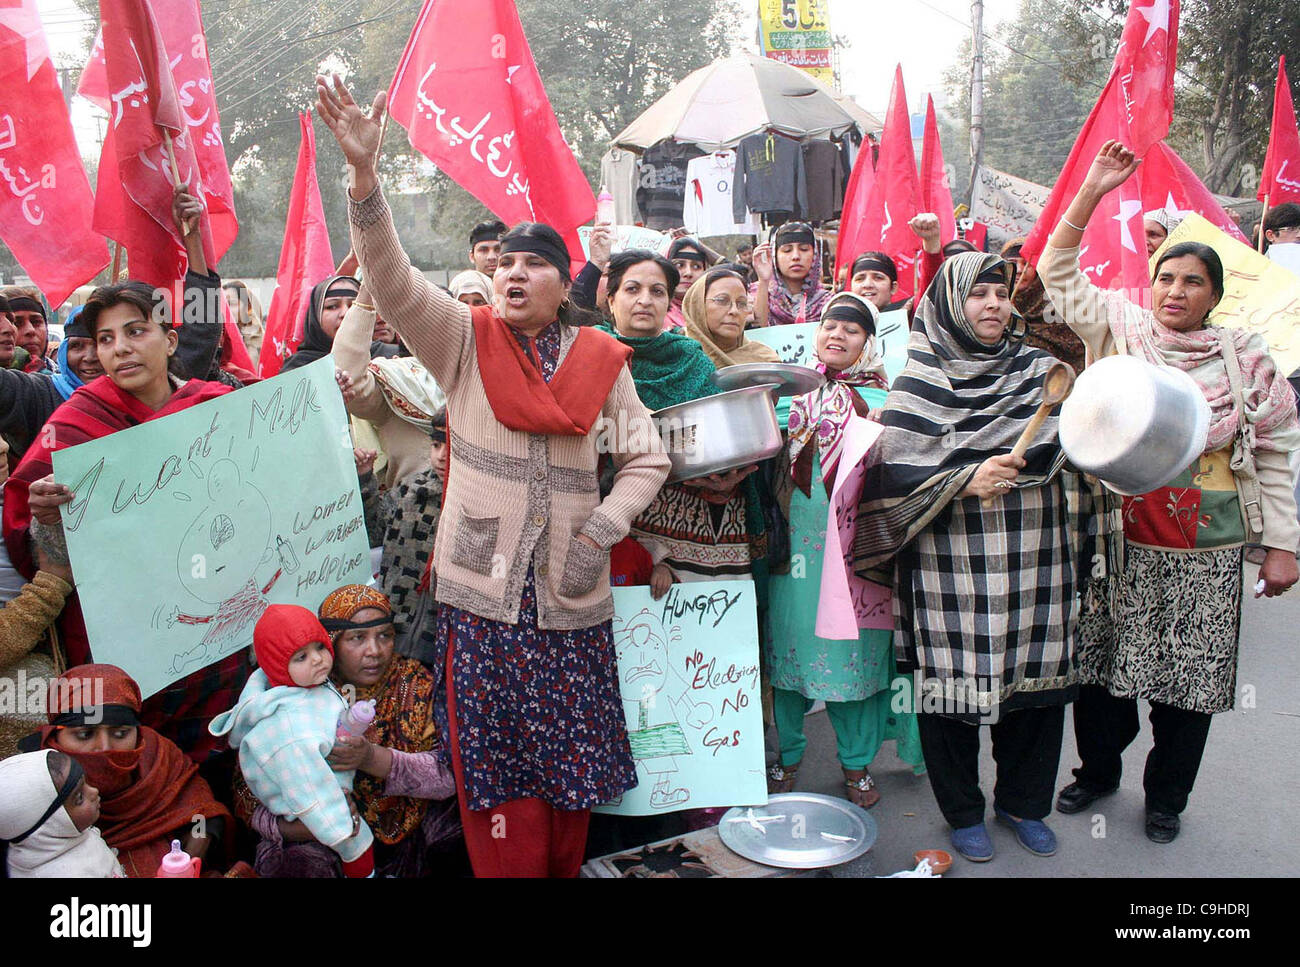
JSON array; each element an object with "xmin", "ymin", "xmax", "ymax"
[
  {"xmin": 210, "ymin": 605, "xmax": 375, "ymax": 877},
  {"xmin": 0, "ymin": 749, "xmax": 124, "ymax": 877}
]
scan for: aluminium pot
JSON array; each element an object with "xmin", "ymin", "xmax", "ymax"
[
  {"xmin": 652, "ymin": 382, "xmax": 783, "ymax": 483},
  {"xmin": 1058, "ymin": 354, "xmax": 1211, "ymax": 496}
]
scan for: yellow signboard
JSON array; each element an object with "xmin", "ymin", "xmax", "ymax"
[
  {"xmin": 1158, "ymin": 213, "xmax": 1300, "ymax": 375},
  {"xmin": 759, "ymin": 0, "xmax": 834, "ymax": 87}
]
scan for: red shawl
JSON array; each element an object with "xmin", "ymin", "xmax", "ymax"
[
  {"xmin": 470, "ymin": 305, "xmax": 631, "ymax": 435},
  {"xmin": 36, "ymin": 664, "xmax": 233, "ymax": 878},
  {"xmin": 3, "ymin": 375, "xmax": 233, "ymax": 666}
]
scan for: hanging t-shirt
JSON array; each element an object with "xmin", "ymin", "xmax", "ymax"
[
  {"xmin": 733, "ymin": 132, "xmax": 808, "ymax": 222},
  {"xmin": 600, "ymin": 148, "xmax": 640, "ymax": 226},
  {"xmin": 684, "ymin": 151, "xmax": 760, "ymax": 237},
  {"xmin": 801, "ymin": 140, "xmax": 845, "ymax": 222},
  {"xmin": 636, "ymin": 141, "xmax": 704, "ymax": 231}
]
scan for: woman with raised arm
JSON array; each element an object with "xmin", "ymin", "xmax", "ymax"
[
  {"xmin": 1037, "ymin": 140, "xmax": 1300, "ymax": 844},
  {"xmin": 315, "ymin": 76, "xmax": 670, "ymax": 878}
]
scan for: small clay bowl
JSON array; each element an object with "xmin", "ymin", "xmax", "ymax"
[{"xmin": 913, "ymin": 848, "xmax": 953, "ymax": 875}]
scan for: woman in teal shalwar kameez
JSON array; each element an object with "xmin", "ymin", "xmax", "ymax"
[{"xmin": 766, "ymin": 292, "xmax": 923, "ymax": 808}]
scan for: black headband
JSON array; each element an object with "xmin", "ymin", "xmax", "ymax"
[
  {"xmin": 322, "ymin": 286, "xmax": 355, "ymax": 301},
  {"xmin": 775, "ymin": 223, "xmax": 815, "ymax": 247},
  {"xmin": 668, "ymin": 240, "xmax": 706, "ymax": 264},
  {"xmin": 321, "ymin": 614, "xmax": 396, "ymax": 633},
  {"xmin": 5, "ymin": 757, "xmax": 84, "ymax": 845},
  {"xmin": 6, "ymin": 296, "xmax": 45, "ymax": 318},
  {"xmin": 824, "ymin": 302, "xmax": 876, "ymax": 333},
  {"xmin": 50, "ymin": 704, "xmax": 140, "ymax": 729},
  {"xmin": 851, "ymin": 254, "xmax": 897, "ymax": 283},
  {"xmin": 975, "ymin": 265, "xmax": 1009, "ymax": 287},
  {"xmin": 429, "ymin": 425, "xmax": 447, "ymax": 444},
  {"xmin": 470, "ymin": 225, "xmax": 504, "ymax": 247},
  {"xmin": 500, "ymin": 235, "xmax": 571, "ymax": 282}
]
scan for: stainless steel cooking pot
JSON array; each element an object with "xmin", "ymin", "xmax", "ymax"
[
  {"xmin": 1058, "ymin": 354, "xmax": 1211, "ymax": 496},
  {"xmin": 653, "ymin": 382, "xmax": 783, "ymax": 483}
]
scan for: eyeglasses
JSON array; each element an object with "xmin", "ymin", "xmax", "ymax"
[{"xmin": 707, "ymin": 296, "xmax": 751, "ymax": 312}]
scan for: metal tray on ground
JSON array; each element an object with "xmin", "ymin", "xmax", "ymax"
[
  {"xmin": 711, "ymin": 362, "xmax": 825, "ymax": 398},
  {"xmin": 717, "ymin": 792, "xmax": 877, "ymax": 869}
]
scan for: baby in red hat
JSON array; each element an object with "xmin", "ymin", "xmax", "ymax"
[{"xmin": 210, "ymin": 605, "xmax": 374, "ymax": 877}]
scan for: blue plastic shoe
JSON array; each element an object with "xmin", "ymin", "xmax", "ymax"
[
  {"xmin": 994, "ymin": 805, "xmax": 1058, "ymax": 857},
  {"xmin": 950, "ymin": 822, "xmax": 994, "ymax": 862}
]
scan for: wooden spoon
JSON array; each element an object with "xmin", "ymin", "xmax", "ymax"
[{"xmin": 982, "ymin": 362, "xmax": 1075, "ymax": 506}]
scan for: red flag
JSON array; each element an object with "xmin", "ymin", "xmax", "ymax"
[
  {"xmin": 260, "ymin": 114, "xmax": 334, "ymax": 378},
  {"xmin": 93, "ymin": 0, "xmax": 224, "ymax": 291},
  {"xmin": 833, "ymin": 133, "xmax": 876, "ymax": 287},
  {"xmin": 1259, "ymin": 56, "xmax": 1300, "ymax": 207},
  {"xmin": 1143, "ymin": 142, "xmax": 1247, "ymax": 244},
  {"xmin": 79, "ymin": 3, "xmax": 237, "ymax": 263},
  {"xmin": 833, "ymin": 65, "xmax": 921, "ymax": 298},
  {"xmin": 920, "ymin": 95, "xmax": 957, "ymax": 245},
  {"xmin": 0, "ymin": 0, "xmax": 107, "ymax": 304},
  {"xmin": 388, "ymin": 0, "xmax": 595, "ymax": 258},
  {"xmin": 1022, "ymin": 0, "xmax": 1180, "ymax": 294}
]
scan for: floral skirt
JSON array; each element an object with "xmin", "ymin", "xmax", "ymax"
[
  {"xmin": 436, "ymin": 566, "xmax": 637, "ymax": 811},
  {"xmin": 1077, "ymin": 544, "xmax": 1243, "ymax": 714}
]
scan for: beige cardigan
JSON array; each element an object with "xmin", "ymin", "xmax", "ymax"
[
  {"xmin": 1039, "ymin": 242, "xmax": 1300, "ymax": 552},
  {"xmin": 332, "ymin": 300, "xmax": 438, "ymax": 488},
  {"xmin": 350, "ymin": 187, "xmax": 670, "ymax": 628}
]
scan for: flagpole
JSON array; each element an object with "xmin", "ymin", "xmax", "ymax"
[
  {"xmin": 1258, "ymin": 192, "xmax": 1270, "ymax": 253},
  {"xmin": 160, "ymin": 129, "xmax": 194, "ymax": 236},
  {"xmin": 111, "ymin": 242, "xmax": 123, "ymax": 282}
]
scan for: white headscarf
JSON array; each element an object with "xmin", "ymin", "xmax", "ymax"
[
  {"xmin": 0, "ymin": 750, "xmax": 124, "ymax": 878},
  {"xmin": 449, "ymin": 270, "xmax": 494, "ymax": 305}
]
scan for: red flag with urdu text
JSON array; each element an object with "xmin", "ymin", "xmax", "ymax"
[
  {"xmin": 833, "ymin": 65, "xmax": 921, "ymax": 298},
  {"xmin": 1021, "ymin": 0, "xmax": 1181, "ymax": 294},
  {"xmin": 388, "ymin": 0, "xmax": 595, "ymax": 260},
  {"xmin": 1258, "ymin": 56, "xmax": 1300, "ymax": 207},
  {"xmin": 0, "ymin": 0, "xmax": 107, "ymax": 305},
  {"xmin": 93, "ymin": 0, "xmax": 216, "ymax": 290},
  {"xmin": 78, "ymin": 0, "xmax": 238, "ymax": 263},
  {"xmin": 260, "ymin": 114, "xmax": 335, "ymax": 379},
  {"xmin": 920, "ymin": 95, "xmax": 957, "ymax": 246}
]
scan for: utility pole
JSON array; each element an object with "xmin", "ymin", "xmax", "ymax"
[{"xmin": 968, "ymin": 0, "xmax": 985, "ymax": 207}]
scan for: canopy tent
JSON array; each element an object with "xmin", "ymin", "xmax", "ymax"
[{"xmin": 613, "ymin": 53, "xmax": 864, "ymax": 152}]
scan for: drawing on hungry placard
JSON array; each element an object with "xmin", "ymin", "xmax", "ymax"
[
  {"xmin": 613, "ymin": 608, "xmax": 715, "ymax": 809},
  {"xmin": 156, "ymin": 457, "xmax": 289, "ymax": 676}
]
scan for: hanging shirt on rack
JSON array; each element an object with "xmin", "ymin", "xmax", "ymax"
[
  {"xmin": 684, "ymin": 151, "xmax": 761, "ymax": 237},
  {"xmin": 733, "ymin": 132, "xmax": 808, "ymax": 223},
  {"xmin": 600, "ymin": 148, "xmax": 640, "ymax": 226},
  {"xmin": 801, "ymin": 140, "xmax": 846, "ymax": 222},
  {"xmin": 636, "ymin": 141, "xmax": 705, "ymax": 231}
]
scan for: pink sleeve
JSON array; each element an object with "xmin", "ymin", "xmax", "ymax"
[{"xmin": 383, "ymin": 749, "xmax": 456, "ymax": 800}]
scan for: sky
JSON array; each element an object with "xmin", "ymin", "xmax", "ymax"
[{"xmin": 34, "ymin": 0, "xmax": 1024, "ymax": 154}]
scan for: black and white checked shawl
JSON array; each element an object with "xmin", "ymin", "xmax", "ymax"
[{"xmin": 854, "ymin": 253, "xmax": 1082, "ymax": 721}]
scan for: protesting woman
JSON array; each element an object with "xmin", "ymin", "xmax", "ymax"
[
  {"xmin": 767, "ymin": 292, "xmax": 923, "ymax": 808},
  {"xmin": 3, "ymin": 281, "xmax": 243, "ymax": 767},
  {"xmin": 316, "ymin": 75, "xmax": 669, "ymax": 877},
  {"xmin": 683, "ymin": 267, "xmax": 781, "ymax": 369},
  {"xmin": 750, "ymin": 222, "xmax": 831, "ymax": 327},
  {"xmin": 1038, "ymin": 141, "xmax": 1300, "ymax": 844},
  {"xmin": 223, "ymin": 281, "xmax": 265, "ymax": 362},
  {"xmin": 236, "ymin": 585, "xmax": 464, "ymax": 877},
  {"xmin": 279, "ymin": 274, "xmax": 401, "ymax": 374},
  {"xmin": 24, "ymin": 664, "xmax": 233, "ymax": 877},
  {"xmin": 855, "ymin": 252, "xmax": 1086, "ymax": 863},
  {"xmin": 599, "ymin": 252, "xmax": 765, "ymax": 595}
]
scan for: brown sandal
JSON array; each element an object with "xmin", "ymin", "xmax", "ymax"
[
  {"xmin": 766, "ymin": 761, "xmax": 800, "ymax": 794},
  {"xmin": 843, "ymin": 768, "xmax": 881, "ymax": 809}
]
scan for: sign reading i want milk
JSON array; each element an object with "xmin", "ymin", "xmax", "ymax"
[
  {"xmin": 52, "ymin": 358, "xmax": 370, "ymax": 698},
  {"xmin": 595, "ymin": 580, "xmax": 766, "ymax": 816}
]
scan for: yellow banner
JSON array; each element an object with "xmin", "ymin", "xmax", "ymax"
[
  {"xmin": 759, "ymin": 0, "xmax": 834, "ymax": 86},
  {"xmin": 1158, "ymin": 213, "xmax": 1300, "ymax": 374}
]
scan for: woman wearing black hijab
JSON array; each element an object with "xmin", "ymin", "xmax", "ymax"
[{"xmin": 280, "ymin": 274, "xmax": 401, "ymax": 372}]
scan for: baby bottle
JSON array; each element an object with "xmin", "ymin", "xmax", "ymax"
[
  {"xmin": 337, "ymin": 699, "xmax": 377, "ymax": 740},
  {"xmin": 156, "ymin": 840, "xmax": 201, "ymax": 878},
  {"xmin": 596, "ymin": 185, "xmax": 614, "ymax": 226}
]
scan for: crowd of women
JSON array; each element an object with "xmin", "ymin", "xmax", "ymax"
[{"xmin": 1, "ymin": 69, "xmax": 1296, "ymax": 877}]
